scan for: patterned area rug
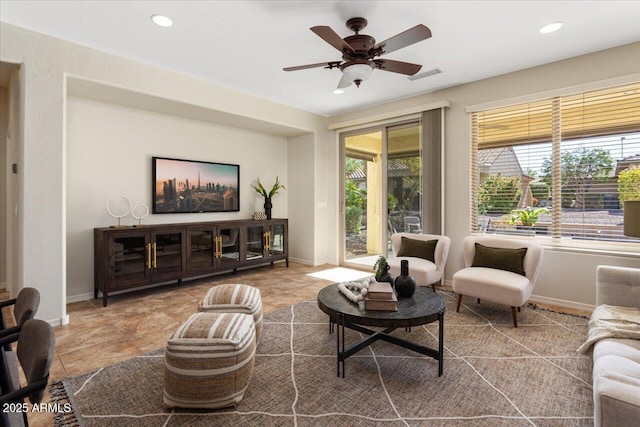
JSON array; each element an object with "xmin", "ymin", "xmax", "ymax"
[{"xmin": 51, "ymin": 291, "xmax": 593, "ymax": 426}]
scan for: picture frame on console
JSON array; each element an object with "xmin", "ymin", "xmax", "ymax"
[{"xmin": 152, "ymin": 156, "xmax": 240, "ymax": 214}]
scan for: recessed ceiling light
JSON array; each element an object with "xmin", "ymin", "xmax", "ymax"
[
  {"xmin": 333, "ymin": 89, "xmax": 344, "ymax": 95},
  {"xmin": 539, "ymin": 22, "xmax": 563, "ymax": 34},
  {"xmin": 151, "ymin": 14, "xmax": 173, "ymax": 27}
]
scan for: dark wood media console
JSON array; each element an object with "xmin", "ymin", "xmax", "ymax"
[{"xmin": 94, "ymin": 218, "xmax": 288, "ymax": 306}]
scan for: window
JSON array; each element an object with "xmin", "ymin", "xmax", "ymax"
[{"xmin": 470, "ymin": 82, "xmax": 640, "ymax": 250}]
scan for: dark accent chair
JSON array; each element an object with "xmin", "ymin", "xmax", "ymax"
[
  {"xmin": 0, "ymin": 288, "xmax": 41, "ymax": 349},
  {"xmin": 0, "ymin": 319, "xmax": 56, "ymax": 427}
]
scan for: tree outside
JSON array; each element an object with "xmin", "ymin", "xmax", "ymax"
[
  {"xmin": 345, "ymin": 158, "xmax": 366, "ymax": 234},
  {"xmin": 618, "ymin": 166, "xmax": 640, "ymax": 202},
  {"xmin": 541, "ymin": 146, "xmax": 614, "ymax": 208},
  {"xmin": 478, "ymin": 174, "xmax": 522, "ymax": 214}
]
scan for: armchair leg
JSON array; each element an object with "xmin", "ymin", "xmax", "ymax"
[
  {"xmin": 511, "ymin": 306, "xmax": 518, "ymax": 327},
  {"xmin": 477, "ymin": 298, "xmax": 480, "ymax": 304},
  {"xmin": 456, "ymin": 294, "xmax": 462, "ymax": 312}
]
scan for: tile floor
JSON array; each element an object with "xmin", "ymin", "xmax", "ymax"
[
  {"xmin": 0, "ymin": 261, "xmax": 592, "ymax": 426},
  {"xmin": 2, "ymin": 262, "xmax": 340, "ymax": 426}
]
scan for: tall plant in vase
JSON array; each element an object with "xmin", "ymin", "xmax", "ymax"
[{"xmin": 251, "ymin": 176, "xmax": 286, "ymax": 219}]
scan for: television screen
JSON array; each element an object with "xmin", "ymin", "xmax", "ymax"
[{"xmin": 152, "ymin": 156, "xmax": 240, "ymax": 214}]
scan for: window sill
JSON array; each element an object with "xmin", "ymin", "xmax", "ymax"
[{"xmin": 472, "ymin": 232, "xmax": 640, "ymax": 258}]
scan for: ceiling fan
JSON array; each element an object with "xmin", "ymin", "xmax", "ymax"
[{"xmin": 283, "ymin": 17, "xmax": 432, "ymax": 90}]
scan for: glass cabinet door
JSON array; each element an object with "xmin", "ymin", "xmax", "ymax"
[
  {"xmin": 110, "ymin": 235, "xmax": 148, "ymax": 282},
  {"xmin": 246, "ymin": 225, "xmax": 265, "ymax": 261},
  {"xmin": 218, "ymin": 226, "xmax": 240, "ymax": 267},
  {"xmin": 269, "ymin": 223, "xmax": 285, "ymax": 256},
  {"xmin": 152, "ymin": 231, "xmax": 184, "ymax": 277},
  {"xmin": 188, "ymin": 229, "xmax": 214, "ymax": 271}
]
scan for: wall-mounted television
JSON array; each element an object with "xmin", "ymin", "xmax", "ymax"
[{"xmin": 152, "ymin": 156, "xmax": 240, "ymax": 214}]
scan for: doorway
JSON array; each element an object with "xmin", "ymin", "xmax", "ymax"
[
  {"xmin": 341, "ymin": 121, "xmax": 423, "ymax": 269},
  {"xmin": 0, "ymin": 61, "xmax": 22, "ymax": 297}
]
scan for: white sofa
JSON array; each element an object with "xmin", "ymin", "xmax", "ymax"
[
  {"xmin": 591, "ymin": 265, "xmax": 640, "ymax": 427},
  {"xmin": 387, "ymin": 232, "xmax": 450, "ymax": 291}
]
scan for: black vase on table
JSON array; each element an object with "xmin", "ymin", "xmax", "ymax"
[
  {"xmin": 394, "ymin": 260, "xmax": 416, "ymax": 298},
  {"xmin": 264, "ymin": 197, "xmax": 272, "ymax": 219}
]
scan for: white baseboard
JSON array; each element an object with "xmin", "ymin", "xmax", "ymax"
[
  {"xmin": 442, "ymin": 279, "xmax": 594, "ymax": 312},
  {"xmin": 66, "ymin": 292, "xmax": 96, "ymax": 304},
  {"xmin": 47, "ymin": 314, "xmax": 70, "ymax": 327},
  {"xmin": 528, "ymin": 294, "xmax": 595, "ymax": 312},
  {"xmin": 289, "ymin": 257, "xmax": 314, "ymax": 266}
]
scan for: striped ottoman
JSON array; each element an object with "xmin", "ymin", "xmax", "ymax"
[
  {"xmin": 198, "ymin": 284, "xmax": 263, "ymax": 342},
  {"xmin": 163, "ymin": 312, "xmax": 256, "ymax": 409}
]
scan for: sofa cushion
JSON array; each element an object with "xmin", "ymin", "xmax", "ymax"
[
  {"xmin": 396, "ymin": 237, "xmax": 437, "ymax": 262},
  {"xmin": 452, "ymin": 267, "xmax": 531, "ymax": 307},
  {"xmin": 471, "ymin": 243, "xmax": 527, "ymax": 276},
  {"xmin": 593, "ymin": 338, "xmax": 640, "ymax": 365}
]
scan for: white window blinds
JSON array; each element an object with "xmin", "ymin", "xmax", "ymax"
[{"xmin": 471, "ymin": 82, "xmax": 640, "ymax": 248}]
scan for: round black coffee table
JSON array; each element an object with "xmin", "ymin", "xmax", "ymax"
[{"xmin": 317, "ymin": 283, "xmax": 445, "ymax": 378}]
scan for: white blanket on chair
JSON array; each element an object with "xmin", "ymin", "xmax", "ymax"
[{"xmin": 577, "ymin": 304, "xmax": 640, "ymax": 355}]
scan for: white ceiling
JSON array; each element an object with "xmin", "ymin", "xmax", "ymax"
[{"xmin": 1, "ymin": 1, "xmax": 639, "ymax": 116}]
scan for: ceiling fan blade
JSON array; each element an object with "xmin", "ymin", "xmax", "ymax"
[
  {"xmin": 283, "ymin": 61, "xmax": 341, "ymax": 72},
  {"xmin": 337, "ymin": 74, "xmax": 352, "ymax": 89},
  {"xmin": 374, "ymin": 59, "xmax": 423, "ymax": 76},
  {"xmin": 371, "ymin": 24, "xmax": 432, "ymax": 56},
  {"xmin": 311, "ymin": 26, "xmax": 356, "ymax": 54}
]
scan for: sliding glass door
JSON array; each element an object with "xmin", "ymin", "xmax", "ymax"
[{"xmin": 342, "ymin": 122, "xmax": 422, "ymax": 268}]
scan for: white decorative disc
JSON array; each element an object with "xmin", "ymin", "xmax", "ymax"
[
  {"xmin": 106, "ymin": 195, "xmax": 132, "ymax": 220},
  {"xmin": 131, "ymin": 203, "xmax": 149, "ymax": 221}
]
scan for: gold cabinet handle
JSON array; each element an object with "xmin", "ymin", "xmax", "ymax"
[
  {"xmin": 215, "ymin": 236, "xmax": 222, "ymax": 258},
  {"xmin": 146, "ymin": 243, "xmax": 151, "ymax": 269},
  {"xmin": 152, "ymin": 242, "xmax": 157, "ymax": 268}
]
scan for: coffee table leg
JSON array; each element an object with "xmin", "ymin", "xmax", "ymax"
[
  {"xmin": 335, "ymin": 313, "xmax": 347, "ymax": 378},
  {"xmin": 438, "ymin": 312, "xmax": 444, "ymax": 376},
  {"xmin": 335, "ymin": 315, "xmax": 340, "ymax": 377}
]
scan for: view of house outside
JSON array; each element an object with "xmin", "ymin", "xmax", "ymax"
[{"xmin": 477, "ymin": 132, "xmax": 640, "ymax": 242}]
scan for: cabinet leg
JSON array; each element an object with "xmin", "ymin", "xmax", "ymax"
[
  {"xmin": 233, "ymin": 268, "xmax": 237, "ymax": 274},
  {"xmin": 102, "ymin": 292, "xmax": 108, "ymax": 307},
  {"xmin": 286, "ymin": 258, "xmax": 289, "ymax": 268},
  {"xmin": 177, "ymin": 279, "xmax": 183, "ymax": 285},
  {"xmin": 94, "ymin": 288, "xmax": 98, "ymax": 299}
]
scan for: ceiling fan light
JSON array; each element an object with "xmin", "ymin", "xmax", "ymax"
[
  {"xmin": 342, "ymin": 63, "xmax": 374, "ymax": 86},
  {"xmin": 151, "ymin": 14, "xmax": 173, "ymax": 27},
  {"xmin": 333, "ymin": 89, "xmax": 344, "ymax": 94},
  {"xmin": 539, "ymin": 22, "xmax": 563, "ymax": 34}
]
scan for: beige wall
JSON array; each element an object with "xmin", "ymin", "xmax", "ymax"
[
  {"xmin": 0, "ymin": 86, "xmax": 6, "ymax": 287},
  {"xmin": 0, "ymin": 23, "xmax": 330, "ymax": 324},
  {"xmin": 66, "ymin": 96, "xmax": 293, "ymax": 300},
  {"xmin": 330, "ymin": 42, "xmax": 640, "ymax": 309}
]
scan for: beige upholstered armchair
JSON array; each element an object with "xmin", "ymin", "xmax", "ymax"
[
  {"xmin": 452, "ymin": 235, "xmax": 544, "ymax": 327},
  {"xmin": 387, "ymin": 232, "xmax": 451, "ymax": 291}
]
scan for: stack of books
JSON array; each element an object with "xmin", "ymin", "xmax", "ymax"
[{"xmin": 364, "ymin": 281, "xmax": 397, "ymax": 311}]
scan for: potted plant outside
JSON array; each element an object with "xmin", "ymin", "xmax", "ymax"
[
  {"xmin": 251, "ymin": 177, "xmax": 286, "ymax": 219},
  {"xmin": 509, "ymin": 206, "xmax": 550, "ymax": 234}
]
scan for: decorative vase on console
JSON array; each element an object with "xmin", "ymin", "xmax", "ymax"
[
  {"xmin": 394, "ymin": 260, "xmax": 416, "ymax": 298},
  {"xmin": 252, "ymin": 176, "xmax": 286, "ymax": 221},
  {"xmin": 263, "ymin": 197, "xmax": 272, "ymax": 219}
]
